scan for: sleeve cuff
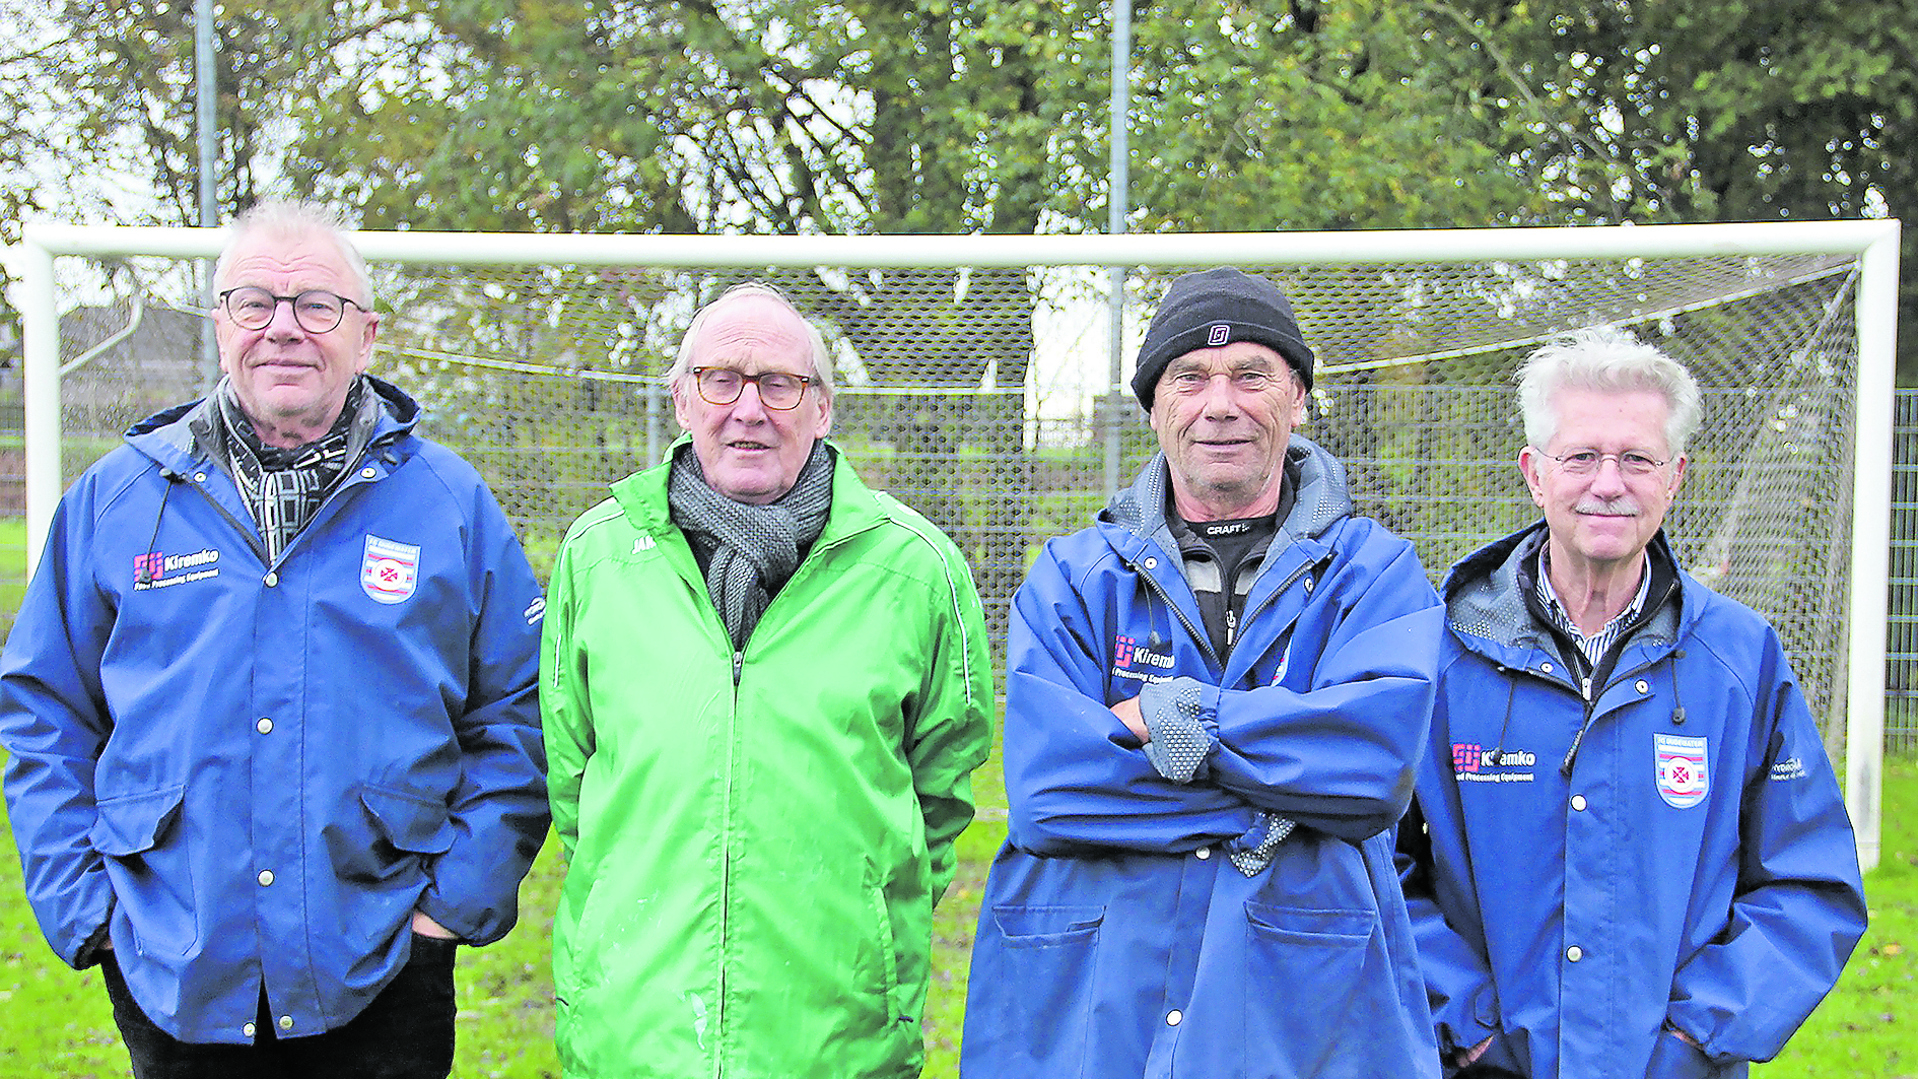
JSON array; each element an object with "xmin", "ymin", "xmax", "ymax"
[
  {"xmin": 1139, "ymin": 677, "xmax": 1213, "ymax": 783},
  {"xmin": 74, "ymin": 918, "xmax": 113, "ymax": 970}
]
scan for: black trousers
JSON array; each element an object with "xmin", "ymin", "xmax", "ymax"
[{"xmin": 101, "ymin": 934, "xmax": 458, "ymax": 1079}]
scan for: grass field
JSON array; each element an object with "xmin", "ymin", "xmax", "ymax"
[{"xmin": 0, "ymin": 751, "xmax": 1911, "ymax": 1076}]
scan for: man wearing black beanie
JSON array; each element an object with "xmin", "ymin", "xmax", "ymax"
[{"xmin": 965, "ymin": 267, "xmax": 1446, "ymax": 1078}]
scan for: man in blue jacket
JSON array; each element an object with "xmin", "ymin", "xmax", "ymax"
[
  {"xmin": 1396, "ymin": 326, "xmax": 1867, "ymax": 1078},
  {"xmin": 0, "ymin": 201, "xmax": 549, "ymax": 1077},
  {"xmin": 963, "ymin": 268, "xmax": 1444, "ymax": 1079}
]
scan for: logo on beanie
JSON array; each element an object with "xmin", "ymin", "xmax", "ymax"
[{"xmin": 1206, "ymin": 323, "xmax": 1231, "ymax": 347}]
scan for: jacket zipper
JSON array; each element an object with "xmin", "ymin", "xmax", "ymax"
[
  {"xmin": 711, "ymin": 520, "xmax": 866, "ymax": 1054},
  {"xmin": 183, "ymin": 477, "xmax": 268, "ymax": 563},
  {"xmin": 1133, "ymin": 547, "xmax": 1315, "ymax": 676},
  {"xmin": 1135, "ymin": 563, "xmax": 1222, "ymax": 672},
  {"xmin": 178, "ymin": 447, "xmax": 391, "ymax": 569}
]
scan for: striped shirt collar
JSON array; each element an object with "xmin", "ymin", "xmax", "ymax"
[{"xmin": 1535, "ymin": 547, "xmax": 1652, "ymax": 663}]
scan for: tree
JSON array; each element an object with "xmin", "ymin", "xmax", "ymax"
[
  {"xmin": 1125, "ymin": 0, "xmax": 1550, "ymax": 234},
  {"xmin": 289, "ymin": 0, "xmax": 1108, "ymax": 627},
  {"xmin": 1430, "ymin": 0, "xmax": 1918, "ymax": 374}
]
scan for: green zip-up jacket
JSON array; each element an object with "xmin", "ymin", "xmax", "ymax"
[{"xmin": 542, "ymin": 444, "xmax": 994, "ymax": 1078}]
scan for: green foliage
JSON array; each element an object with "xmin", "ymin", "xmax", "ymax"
[
  {"xmin": 1127, "ymin": 0, "xmax": 1550, "ymax": 232},
  {"xmin": 1430, "ymin": 0, "xmax": 1918, "ymax": 375}
]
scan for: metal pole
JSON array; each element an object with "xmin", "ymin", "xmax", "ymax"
[
  {"xmin": 1845, "ymin": 220, "xmax": 1901, "ymax": 873},
  {"xmin": 19, "ymin": 239, "xmax": 61, "ymax": 578},
  {"xmin": 29, "ymin": 219, "xmax": 1902, "ymax": 269},
  {"xmin": 195, "ymin": 0, "xmax": 219, "ymax": 391},
  {"xmin": 1103, "ymin": 0, "xmax": 1131, "ymax": 497}
]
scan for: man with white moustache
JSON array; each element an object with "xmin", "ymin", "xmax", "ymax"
[{"xmin": 1397, "ymin": 326, "xmax": 1867, "ymax": 1078}]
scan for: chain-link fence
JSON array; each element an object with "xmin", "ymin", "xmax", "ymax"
[{"xmin": 4, "ymin": 235, "xmax": 1886, "ymax": 763}]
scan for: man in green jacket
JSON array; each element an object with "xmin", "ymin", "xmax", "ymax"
[{"xmin": 542, "ymin": 283, "xmax": 995, "ymax": 1078}]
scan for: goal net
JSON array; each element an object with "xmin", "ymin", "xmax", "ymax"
[{"xmin": 8, "ymin": 222, "xmax": 1898, "ymax": 864}]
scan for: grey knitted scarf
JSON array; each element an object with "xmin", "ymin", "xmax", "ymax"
[{"xmin": 668, "ymin": 440, "xmax": 835, "ymax": 650}]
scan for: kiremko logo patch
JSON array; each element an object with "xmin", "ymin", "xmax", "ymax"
[{"xmin": 132, "ymin": 548, "xmax": 221, "ymax": 591}]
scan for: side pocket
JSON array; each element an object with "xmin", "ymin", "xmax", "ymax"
[
  {"xmin": 859, "ymin": 865, "xmax": 918, "ymax": 1068},
  {"xmin": 1645, "ymin": 1028, "xmax": 1727, "ymax": 1079},
  {"xmin": 1242, "ymin": 902, "xmax": 1375, "ymax": 1077},
  {"xmin": 975, "ymin": 905, "xmax": 1104, "ymax": 1072},
  {"xmin": 89, "ymin": 785, "xmax": 195, "ymax": 957},
  {"xmin": 325, "ymin": 785, "xmax": 454, "ymax": 884}
]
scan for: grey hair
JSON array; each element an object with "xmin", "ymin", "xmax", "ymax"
[
  {"xmin": 213, "ymin": 199, "xmax": 374, "ymax": 308},
  {"xmin": 1516, "ymin": 326, "xmax": 1703, "ymax": 455},
  {"xmin": 668, "ymin": 282, "xmax": 835, "ymax": 401}
]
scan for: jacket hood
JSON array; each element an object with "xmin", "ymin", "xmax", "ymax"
[
  {"xmin": 1442, "ymin": 521, "xmax": 1684, "ymax": 653},
  {"xmin": 123, "ymin": 374, "xmax": 422, "ymax": 469},
  {"xmin": 1101, "ymin": 434, "xmax": 1351, "ymax": 543}
]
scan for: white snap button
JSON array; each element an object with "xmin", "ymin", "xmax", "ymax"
[
  {"xmin": 258, "ymin": 870, "xmax": 274, "ymax": 887},
  {"xmin": 1195, "ymin": 848, "xmax": 1211, "ymax": 860},
  {"xmin": 1567, "ymin": 945, "xmax": 1584, "ymax": 962},
  {"xmin": 257, "ymin": 718, "xmax": 273, "ymax": 734},
  {"xmin": 1571, "ymin": 795, "xmax": 1587, "ymax": 811},
  {"xmin": 1166, "ymin": 1010, "xmax": 1183, "ymax": 1026}
]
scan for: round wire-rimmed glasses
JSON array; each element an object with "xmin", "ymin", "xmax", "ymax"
[
  {"xmin": 1534, "ymin": 447, "xmax": 1671, "ymax": 477},
  {"xmin": 218, "ymin": 287, "xmax": 367, "ymax": 334}
]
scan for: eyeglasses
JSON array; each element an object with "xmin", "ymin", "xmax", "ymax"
[
  {"xmin": 218, "ymin": 287, "xmax": 367, "ymax": 334},
  {"xmin": 691, "ymin": 366, "xmax": 814, "ymax": 410},
  {"xmin": 1536, "ymin": 447, "xmax": 1671, "ymax": 477}
]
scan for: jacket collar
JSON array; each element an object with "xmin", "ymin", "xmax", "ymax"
[
  {"xmin": 124, "ymin": 375, "xmax": 422, "ymax": 474},
  {"xmin": 1443, "ymin": 522, "xmax": 1686, "ymax": 657},
  {"xmin": 1099, "ymin": 434, "xmax": 1353, "ymax": 553}
]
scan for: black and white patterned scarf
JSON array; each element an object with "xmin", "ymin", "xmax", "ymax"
[
  {"xmin": 668, "ymin": 440, "xmax": 835, "ymax": 651},
  {"xmin": 219, "ymin": 377, "xmax": 368, "ymax": 562}
]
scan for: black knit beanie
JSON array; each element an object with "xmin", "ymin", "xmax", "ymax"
[{"xmin": 1130, "ymin": 268, "xmax": 1316, "ymax": 410}]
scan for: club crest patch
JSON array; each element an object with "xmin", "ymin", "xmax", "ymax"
[
  {"xmin": 361, "ymin": 535, "xmax": 420, "ymax": 604},
  {"xmin": 1655, "ymin": 733, "xmax": 1709, "ymax": 808},
  {"xmin": 1206, "ymin": 323, "xmax": 1232, "ymax": 347}
]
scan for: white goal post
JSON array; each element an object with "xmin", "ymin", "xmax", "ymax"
[{"xmin": 10, "ymin": 220, "xmax": 1902, "ymax": 869}]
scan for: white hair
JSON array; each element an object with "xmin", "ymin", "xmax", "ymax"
[
  {"xmin": 668, "ymin": 282, "xmax": 835, "ymax": 400},
  {"xmin": 1516, "ymin": 326, "xmax": 1703, "ymax": 454},
  {"xmin": 213, "ymin": 199, "xmax": 374, "ymax": 307}
]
